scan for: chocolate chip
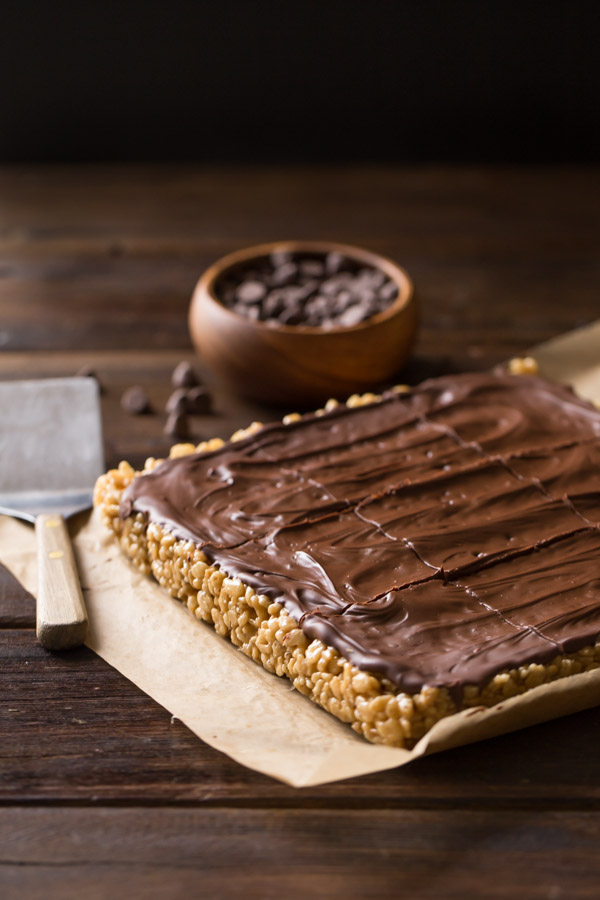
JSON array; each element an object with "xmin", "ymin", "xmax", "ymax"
[
  {"xmin": 379, "ymin": 280, "xmax": 399, "ymax": 302},
  {"xmin": 76, "ymin": 365, "xmax": 105, "ymax": 393},
  {"xmin": 270, "ymin": 261, "xmax": 298, "ymax": 287},
  {"xmin": 298, "ymin": 283, "xmax": 319, "ymax": 304},
  {"xmin": 270, "ymin": 286, "xmax": 307, "ymax": 309},
  {"xmin": 270, "ymin": 249, "xmax": 293, "ymax": 267},
  {"xmin": 368, "ymin": 269, "xmax": 387, "ymax": 289},
  {"xmin": 305, "ymin": 295, "xmax": 329, "ymax": 315},
  {"xmin": 333, "ymin": 290, "xmax": 354, "ymax": 312},
  {"xmin": 337, "ymin": 305, "xmax": 367, "ymax": 328},
  {"xmin": 164, "ymin": 411, "xmax": 189, "ymax": 439},
  {"xmin": 263, "ymin": 291, "xmax": 286, "ymax": 317},
  {"xmin": 320, "ymin": 273, "xmax": 353, "ymax": 295},
  {"xmin": 363, "ymin": 303, "xmax": 383, "ymax": 323},
  {"xmin": 299, "ymin": 259, "xmax": 325, "ymax": 278},
  {"xmin": 121, "ymin": 385, "xmax": 151, "ymax": 415},
  {"xmin": 187, "ymin": 386, "xmax": 212, "ymax": 414},
  {"xmin": 76, "ymin": 364, "xmax": 96, "ymax": 379},
  {"xmin": 172, "ymin": 361, "xmax": 200, "ymax": 389},
  {"xmin": 166, "ymin": 388, "xmax": 189, "ymax": 416},
  {"xmin": 325, "ymin": 252, "xmax": 347, "ymax": 275},
  {"xmin": 279, "ymin": 308, "xmax": 303, "ymax": 325},
  {"xmin": 352, "ymin": 287, "xmax": 377, "ymax": 306},
  {"xmin": 355, "ymin": 267, "xmax": 386, "ymax": 291},
  {"xmin": 236, "ymin": 280, "xmax": 267, "ymax": 304}
]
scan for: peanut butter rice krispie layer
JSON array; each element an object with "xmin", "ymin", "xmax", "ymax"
[{"xmin": 95, "ymin": 372, "xmax": 600, "ymax": 747}]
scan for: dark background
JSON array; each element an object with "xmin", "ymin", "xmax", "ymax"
[{"xmin": 2, "ymin": 0, "xmax": 599, "ymax": 163}]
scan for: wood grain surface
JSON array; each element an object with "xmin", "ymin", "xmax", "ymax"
[{"xmin": 1, "ymin": 165, "xmax": 599, "ymax": 899}]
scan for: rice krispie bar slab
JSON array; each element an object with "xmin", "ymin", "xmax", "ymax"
[{"xmin": 94, "ymin": 372, "xmax": 600, "ymax": 748}]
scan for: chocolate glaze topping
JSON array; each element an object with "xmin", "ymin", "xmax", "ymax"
[{"xmin": 121, "ymin": 373, "xmax": 600, "ymax": 699}]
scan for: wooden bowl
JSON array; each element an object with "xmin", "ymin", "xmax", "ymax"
[{"xmin": 188, "ymin": 241, "xmax": 418, "ymax": 408}]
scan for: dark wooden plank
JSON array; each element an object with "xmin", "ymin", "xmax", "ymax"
[
  {"xmin": 0, "ymin": 344, "xmax": 476, "ymax": 474},
  {"xmin": 0, "ymin": 166, "xmax": 598, "ymax": 355},
  {"xmin": 2, "ymin": 629, "xmax": 600, "ymax": 806},
  {"xmin": 0, "ymin": 349, "xmax": 281, "ymax": 470},
  {"xmin": 1, "ymin": 807, "xmax": 599, "ymax": 899},
  {"xmin": 0, "ymin": 322, "xmax": 594, "ymax": 473},
  {"xmin": 0, "ymin": 342, "xmax": 516, "ymax": 474}
]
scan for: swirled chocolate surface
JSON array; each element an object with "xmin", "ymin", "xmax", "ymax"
[{"xmin": 121, "ymin": 372, "xmax": 600, "ymax": 698}]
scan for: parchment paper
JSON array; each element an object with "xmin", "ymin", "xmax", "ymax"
[{"xmin": 2, "ymin": 320, "xmax": 599, "ymax": 787}]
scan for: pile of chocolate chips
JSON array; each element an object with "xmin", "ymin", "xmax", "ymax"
[
  {"xmin": 215, "ymin": 249, "xmax": 399, "ymax": 328},
  {"xmin": 119, "ymin": 361, "xmax": 213, "ymax": 439}
]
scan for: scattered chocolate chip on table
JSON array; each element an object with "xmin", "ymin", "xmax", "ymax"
[
  {"xmin": 186, "ymin": 385, "xmax": 212, "ymax": 414},
  {"xmin": 172, "ymin": 360, "xmax": 201, "ymax": 388},
  {"xmin": 164, "ymin": 410, "xmax": 190, "ymax": 439},
  {"xmin": 120, "ymin": 385, "xmax": 152, "ymax": 414}
]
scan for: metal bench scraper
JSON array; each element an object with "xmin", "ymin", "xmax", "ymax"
[{"xmin": 0, "ymin": 377, "xmax": 104, "ymax": 649}]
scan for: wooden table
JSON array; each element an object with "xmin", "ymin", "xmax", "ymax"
[{"xmin": 1, "ymin": 166, "xmax": 599, "ymax": 899}]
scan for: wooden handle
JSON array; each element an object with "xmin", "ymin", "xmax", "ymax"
[{"xmin": 35, "ymin": 513, "xmax": 88, "ymax": 650}]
